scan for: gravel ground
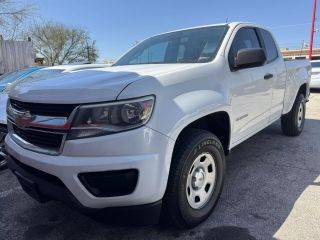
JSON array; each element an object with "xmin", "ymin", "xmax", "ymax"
[{"xmin": 1, "ymin": 92, "xmax": 319, "ymax": 240}]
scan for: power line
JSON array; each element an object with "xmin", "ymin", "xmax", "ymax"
[{"xmin": 269, "ymin": 22, "xmax": 314, "ymax": 29}]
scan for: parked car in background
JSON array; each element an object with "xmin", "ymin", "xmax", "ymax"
[
  {"xmin": 310, "ymin": 60, "xmax": 320, "ymax": 89},
  {"xmin": 5, "ymin": 22, "xmax": 310, "ymax": 228},
  {"xmin": 0, "ymin": 67, "xmax": 43, "ymax": 170},
  {"xmin": 0, "ymin": 64, "xmax": 108, "ymax": 170}
]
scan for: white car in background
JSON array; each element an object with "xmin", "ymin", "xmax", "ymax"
[{"xmin": 310, "ymin": 60, "xmax": 320, "ymax": 89}]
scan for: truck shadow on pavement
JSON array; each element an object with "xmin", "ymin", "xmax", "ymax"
[{"xmin": 1, "ymin": 118, "xmax": 320, "ymax": 240}]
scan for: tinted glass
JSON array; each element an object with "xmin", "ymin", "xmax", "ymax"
[
  {"xmin": 5, "ymin": 69, "xmax": 64, "ymax": 93},
  {"xmin": 260, "ymin": 29, "xmax": 278, "ymax": 62},
  {"xmin": 311, "ymin": 62, "xmax": 320, "ymax": 68},
  {"xmin": 115, "ymin": 26, "xmax": 228, "ymax": 65},
  {"xmin": 228, "ymin": 28, "xmax": 261, "ymax": 67},
  {"xmin": 23, "ymin": 69, "xmax": 64, "ymax": 80},
  {"xmin": 0, "ymin": 69, "xmax": 31, "ymax": 85}
]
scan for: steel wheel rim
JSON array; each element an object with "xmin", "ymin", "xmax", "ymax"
[
  {"xmin": 186, "ymin": 153, "xmax": 217, "ymax": 209},
  {"xmin": 297, "ymin": 102, "xmax": 304, "ymax": 128}
]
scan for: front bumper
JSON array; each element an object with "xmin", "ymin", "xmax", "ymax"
[
  {"xmin": 6, "ymin": 155, "xmax": 162, "ymax": 225},
  {"xmin": 6, "ymin": 126, "xmax": 174, "ymax": 209}
]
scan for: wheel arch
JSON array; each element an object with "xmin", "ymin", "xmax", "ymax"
[
  {"xmin": 283, "ymin": 82, "xmax": 309, "ymax": 115},
  {"xmin": 172, "ymin": 111, "xmax": 231, "ymax": 157},
  {"xmin": 298, "ymin": 83, "xmax": 308, "ymax": 98}
]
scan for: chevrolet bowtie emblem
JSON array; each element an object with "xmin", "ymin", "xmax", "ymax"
[
  {"xmin": 7, "ymin": 104, "xmax": 35, "ymax": 127},
  {"xmin": 7, "ymin": 103, "xmax": 70, "ymax": 130}
]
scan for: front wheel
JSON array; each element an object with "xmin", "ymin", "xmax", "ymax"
[
  {"xmin": 162, "ymin": 129, "xmax": 226, "ymax": 228},
  {"xmin": 281, "ymin": 94, "xmax": 306, "ymax": 136}
]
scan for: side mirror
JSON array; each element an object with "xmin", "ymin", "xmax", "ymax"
[{"xmin": 234, "ymin": 48, "xmax": 266, "ymax": 70}]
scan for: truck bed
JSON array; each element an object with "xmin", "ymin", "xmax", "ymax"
[{"xmin": 283, "ymin": 59, "xmax": 311, "ymax": 114}]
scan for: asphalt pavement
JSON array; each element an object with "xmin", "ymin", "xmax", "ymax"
[{"xmin": 1, "ymin": 92, "xmax": 320, "ymax": 240}]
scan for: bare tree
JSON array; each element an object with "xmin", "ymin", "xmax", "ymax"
[
  {"xmin": 0, "ymin": 0, "xmax": 35, "ymax": 40},
  {"xmin": 29, "ymin": 22, "xmax": 99, "ymax": 65}
]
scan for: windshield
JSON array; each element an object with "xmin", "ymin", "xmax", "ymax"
[
  {"xmin": 0, "ymin": 68, "xmax": 32, "ymax": 85},
  {"xmin": 311, "ymin": 62, "xmax": 320, "ymax": 68},
  {"xmin": 22, "ymin": 69, "xmax": 64, "ymax": 80},
  {"xmin": 115, "ymin": 25, "xmax": 228, "ymax": 66},
  {"xmin": 5, "ymin": 69, "xmax": 64, "ymax": 93}
]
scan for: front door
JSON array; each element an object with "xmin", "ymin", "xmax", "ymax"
[{"xmin": 228, "ymin": 27, "xmax": 272, "ymax": 145}]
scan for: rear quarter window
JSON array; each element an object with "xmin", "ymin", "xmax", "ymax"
[{"xmin": 259, "ymin": 29, "xmax": 278, "ymax": 62}]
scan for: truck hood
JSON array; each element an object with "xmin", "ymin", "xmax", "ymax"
[{"xmin": 9, "ymin": 64, "xmax": 193, "ymax": 104}]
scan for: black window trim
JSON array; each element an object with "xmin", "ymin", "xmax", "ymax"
[
  {"xmin": 227, "ymin": 26, "xmax": 264, "ymax": 71},
  {"xmin": 256, "ymin": 28, "xmax": 279, "ymax": 64}
]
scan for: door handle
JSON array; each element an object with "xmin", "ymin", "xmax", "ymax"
[{"xmin": 264, "ymin": 73, "xmax": 273, "ymax": 80}]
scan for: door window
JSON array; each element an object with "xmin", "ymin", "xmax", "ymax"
[
  {"xmin": 228, "ymin": 28, "xmax": 261, "ymax": 68},
  {"xmin": 259, "ymin": 29, "xmax": 278, "ymax": 62}
]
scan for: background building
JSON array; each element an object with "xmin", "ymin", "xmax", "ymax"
[{"xmin": 281, "ymin": 48, "xmax": 320, "ymax": 60}]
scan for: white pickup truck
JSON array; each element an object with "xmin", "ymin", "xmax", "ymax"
[{"xmin": 5, "ymin": 22, "xmax": 310, "ymax": 228}]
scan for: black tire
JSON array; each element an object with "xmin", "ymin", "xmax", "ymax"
[
  {"xmin": 281, "ymin": 94, "xmax": 306, "ymax": 136},
  {"xmin": 162, "ymin": 129, "xmax": 226, "ymax": 228}
]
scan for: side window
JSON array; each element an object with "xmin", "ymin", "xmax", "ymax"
[
  {"xmin": 259, "ymin": 29, "xmax": 278, "ymax": 62},
  {"xmin": 228, "ymin": 28, "xmax": 261, "ymax": 68}
]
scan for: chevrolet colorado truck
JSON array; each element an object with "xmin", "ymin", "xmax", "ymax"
[{"xmin": 5, "ymin": 22, "xmax": 310, "ymax": 228}]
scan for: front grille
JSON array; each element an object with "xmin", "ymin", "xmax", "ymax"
[
  {"xmin": 10, "ymin": 99, "xmax": 78, "ymax": 117},
  {"xmin": 12, "ymin": 124, "xmax": 63, "ymax": 151},
  {"xmin": 8, "ymin": 99, "xmax": 77, "ymax": 153}
]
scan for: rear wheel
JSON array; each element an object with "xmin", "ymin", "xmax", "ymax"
[
  {"xmin": 281, "ymin": 94, "xmax": 306, "ymax": 136},
  {"xmin": 162, "ymin": 129, "xmax": 226, "ymax": 228}
]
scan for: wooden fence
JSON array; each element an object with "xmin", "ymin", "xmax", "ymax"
[{"xmin": 0, "ymin": 36, "xmax": 34, "ymax": 75}]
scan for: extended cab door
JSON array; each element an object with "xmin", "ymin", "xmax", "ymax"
[
  {"xmin": 227, "ymin": 27, "xmax": 273, "ymax": 145},
  {"xmin": 257, "ymin": 28, "xmax": 287, "ymax": 122}
]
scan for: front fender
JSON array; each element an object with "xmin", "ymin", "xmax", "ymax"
[
  {"xmin": 118, "ymin": 77, "xmax": 230, "ymax": 140},
  {"xmin": 156, "ymin": 90, "xmax": 231, "ymax": 140}
]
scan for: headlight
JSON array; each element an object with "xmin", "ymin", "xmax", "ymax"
[{"xmin": 69, "ymin": 96, "xmax": 155, "ymax": 139}]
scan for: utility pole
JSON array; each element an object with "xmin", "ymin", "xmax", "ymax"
[
  {"xmin": 86, "ymin": 40, "xmax": 90, "ymax": 63},
  {"xmin": 309, "ymin": 0, "xmax": 317, "ymax": 60},
  {"xmin": 301, "ymin": 40, "xmax": 305, "ymax": 50},
  {"xmin": 301, "ymin": 40, "xmax": 305, "ymax": 56}
]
